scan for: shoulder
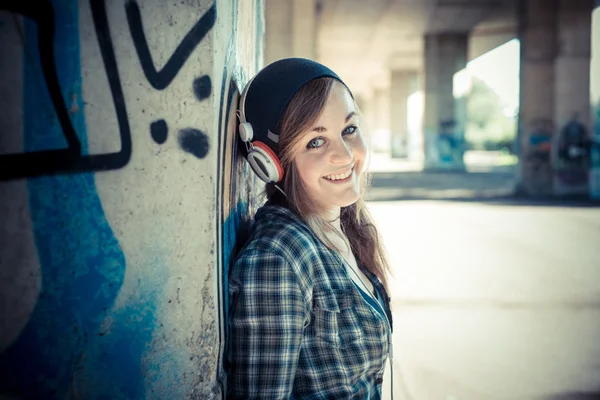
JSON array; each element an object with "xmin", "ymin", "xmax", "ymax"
[
  {"xmin": 232, "ymin": 205, "xmax": 325, "ymax": 283},
  {"xmin": 244, "ymin": 205, "xmax": 320, "ymax": 259}
]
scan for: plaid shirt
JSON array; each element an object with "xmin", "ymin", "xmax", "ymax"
[{"xmin": 227, "ymin": 204, "xmax": 393, "ymax": 399}]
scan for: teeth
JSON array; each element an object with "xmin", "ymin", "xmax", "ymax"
[{"xmin": 324, "ymin": 168, "xmax": 353, "ymax": 181}]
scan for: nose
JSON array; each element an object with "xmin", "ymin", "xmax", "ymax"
[{"xmin": 329, "ymin": 137, "xmax": 353, "ymax": 164}]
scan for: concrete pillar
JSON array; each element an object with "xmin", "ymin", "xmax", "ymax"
[
  {"xmin": 517, "ymin": 0, "xmax": 557, "ymax": 196},
  {"xmin": 390, "ymin": 71, "xmax": 418, "ymax": 158},
  {"xmin": 553, "ymin": 0, "xmax": 594, "ymax": 195},
  {"xmin": 357, "ymin": 93, "xmax": 377, "ymax": 143},
  {"xmin": 593, "ymin": 1, "xmax": 600, "ymax": 109},
  {"xmin": 590, "ymin": 2, "xmax": 600, "ymax": 197},
  {"xmin": 265, "ymin": 0, "xmax": 293, "ymax": 63},
  {"xmin": 265, "ymin": 0, "xmax": 316, "ymax": 64},
  {"xmin": 517, "ymin": 0, "xmax": 594, "ymax": 196},
  {"xmin": 372, "ymin": 88, "xmax": 391, "ymax": 153},
  {"xmin": 0, "ymin": 0, "xmax": 262, "ymax": 398},
  {"xmin": 423, "ymin": 33, "xmax": 468, "ymax": 170},
  {"xmin": 292, "ymin": 0, "xmax": 316, "ymax": 60}
]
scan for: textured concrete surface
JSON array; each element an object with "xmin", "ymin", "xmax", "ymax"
[{"xmin": 0, "ymin": 0, "xmax": 261, "ymax": 398}]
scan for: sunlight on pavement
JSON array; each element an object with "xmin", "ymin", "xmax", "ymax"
[{"xmin": 369, "ymin": 201, "xmax": 600, "ymax": 400}]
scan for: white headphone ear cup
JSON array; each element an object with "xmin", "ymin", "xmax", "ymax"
[
  {"xmin": 239, "ymin": 122, "xmax": 254, "ymax": 142},
  {"xmin": 247, "ymin": 148, "xmax": 281, "ymax": 183}
]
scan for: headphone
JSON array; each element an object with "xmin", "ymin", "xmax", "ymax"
[{"xmin": 237, "ymin": 77, "xmax": 285, "ymax": 184}]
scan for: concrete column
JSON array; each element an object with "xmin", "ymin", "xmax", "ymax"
[
  {"xmin": 423, "ymin": 33, "xmax": 468, "ymax": 170},
  {"xmin": 372, "ymin": 88, "xmax": 391, "ymax": 153},
  {"xmin": 390, "ymin": 70, "xmax": 418, "ymax": 158},
  {"xmin": 357, "ymin": 93, "xmax": 377, "ymax": 143},
  {"xmin": 265, "ymin": 0, "xmax": 316, "ymax": 64},
  {"xmin": 265, "ymin": 0, "xmax": 292, "ymax": 63},
  {"xmin": 292, "ymin": 0, "xmax": 316, "ymax": 59},
  {"xmin": 517, "ymin": 0, "xmax": 594, "ymax": 196},
  {"xmin": 517, "ymin": 0, "xmax": 557, "ymax": 196},
  {"xmin": 0, "ymin": 0, "xmax": 262, "ymax": 397},
  {"xmin": 553, "ymin": 0, "xmax": 594, "ymax": 195},
  {"xmin": 590, "ymin": 1, "xmax": 600, "ymax": 197},
  {"xmin": 593, "ymin": 1, "xmax": 600, "ymax": 109}
]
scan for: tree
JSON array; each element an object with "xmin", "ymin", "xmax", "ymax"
[{"xmin": 465, "ymin": 76, "xmax": 516, "ymax": 151}]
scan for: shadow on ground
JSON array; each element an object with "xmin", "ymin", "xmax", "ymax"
[
  {"xmin": 539, "ymin": 392, "xmax": 600, "ymax": 400},
  {"xmin": 366, "ymin": 170, "xmax": 600, "ymax": 208}
]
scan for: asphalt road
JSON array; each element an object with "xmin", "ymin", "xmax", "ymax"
[{"xmin": 366, "ymin": 174, "xmax": 600, "ymax": 400}]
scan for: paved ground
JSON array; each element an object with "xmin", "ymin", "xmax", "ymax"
[
  {"xmin": 366, "ymin": 151, "xmax": 519, "ymax": 202},
  {"xmin": 365, "ymin": 152, "xmax": 600, "ymax": 400}
]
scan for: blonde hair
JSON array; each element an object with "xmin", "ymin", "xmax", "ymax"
[{"xmin": 266, "ymin": 78, "xmax": 391, "ymax": 291}]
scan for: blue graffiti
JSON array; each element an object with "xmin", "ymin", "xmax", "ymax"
[
  {"xmin": 223, "ymin": 200, "xmax": 250, "ymax": 310},
  {"xmin": 221, "ymin": 199, "xmax": 250, "ymax": 392},
  {"xmin": 0, "ymin": 1, "xmax": 159, "ymax": 398}
]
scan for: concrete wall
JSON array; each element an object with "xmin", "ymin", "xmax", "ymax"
[{"xmin": 0, "ymin": 0, "xmax": 262, "ymax": 398}]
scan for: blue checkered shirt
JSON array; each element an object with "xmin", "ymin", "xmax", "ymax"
[{"xmin": 227, "ymin": 204, "xmax": 393, "ymax": 399}]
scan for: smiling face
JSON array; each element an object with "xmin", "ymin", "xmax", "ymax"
[{"xmin": 291, "ymin": 81, "xmax": 367, "ymax": 216}]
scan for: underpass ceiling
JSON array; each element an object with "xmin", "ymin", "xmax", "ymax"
[{"xmin": 316, "ymin": 0, "xmax": 518, "ymax": 97}]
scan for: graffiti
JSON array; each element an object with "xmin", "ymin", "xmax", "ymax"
[
  {"xmin": 125, "ymin": 0, "xmax": 215, "ymax": 91},
  {"xmin": 519, "ymin": 118, "xmax": 554, "ymax": 194},
  {"xmin": 150, "ymin": 119, "xmax": 169, "ymax": 144},
  {"xmin": 0, "ymin": 1, "xmax": 133, "ymax": 398},
  {"xmin": 593, "ymin": 104, "xmax": 600, "ymax": 170},
  {"xmin": 557, "ymin": 116, "xmax": 589, "ymax": 166},
  {"xmin": 0, "ymin": 0, "xmax": 217, "ymax": 398},
  {"xmin": 126, "ymin": 0, "xmax": 215, "ymax": 159},
  {"xmin": 194, "ymin": 74, "xmax": 212, "ymax": 101},
  {"xmin": 595, "ymin": 103, "xmax": 600, "ymax": 138},
  {"xmin": 1, "ymin": 0, "xmax": 80, "ymax": 155},
  {"xmin": 525, "ymin": 118, "xmax": 553, "ymax": 162},
  {"xmin": 150, "ymin": 82, "xmax": 212, "ymax": 148},
  {"xmin": 592, "ymin": 103, "xmax": 600, "ymax": 198},
  {"xmin": 214, "ymin": 38, "xmax": 237, "ymax": 394},
  {"xmin": 0, "ymin": 0, "xmax": 216, "ymax": 181},
  {"xmin": 0, "ymin": 0, "xmax": 132, "ymax": 180},
  {"xmin": 179, "ymin": 128, "xmax": 210, "ymax": 159},
  {"xmin": 590, "ymin": 135, "xmax": 600, "ymax": 198},
  {"xmin": 437, "ymin": 119, "xmax": 463, "ymax": 165},
  {"xmin": 556, "ymin": 115, "xmax": 589, "ymax": 186},
  {"xmin": 213, "ymin": 0, "xmax": 263, "ymax": 385}
]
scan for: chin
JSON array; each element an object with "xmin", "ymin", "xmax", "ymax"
[{"xmin": 336, "ymin": 191, "xmax": 361, "ymax": 208}]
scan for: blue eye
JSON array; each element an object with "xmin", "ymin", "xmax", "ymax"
[
  {"xmin": 343, "ymin": 125, "xmax": 357, "ymax": 135},
  {"xmin": 307, "ymin": 137, "xmax": 325, "ymax": 149}
]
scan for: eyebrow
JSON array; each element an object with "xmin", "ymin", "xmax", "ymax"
[{"xmin": 311, "ymin": 111, "xmax": 357, "ymax": 133}]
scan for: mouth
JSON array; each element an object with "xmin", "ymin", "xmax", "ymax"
[{"xmin": 323, "ymin": 165, "xmax": 355, "ymax": 183}]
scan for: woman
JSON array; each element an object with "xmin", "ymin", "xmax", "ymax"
[{"xmin": 227, "ymin": 58, "xmax": 393, "ymax": 399}]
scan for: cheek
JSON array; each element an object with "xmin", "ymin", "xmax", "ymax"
[
  {"xmin": 352, "ymin": 134, "xmax": 367, "ymax": 159},
  {"xmin": 294, "ymin": 157, "xmax": 319, "ymax": 188},
  {"xmin": 297, "ymin": 153, "xmax": 326, "ymax": 174}
]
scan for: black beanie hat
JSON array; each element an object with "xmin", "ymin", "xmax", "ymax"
[{"xmin": 240, "ymin": 58, "xmax": 350, "ymax": 157}]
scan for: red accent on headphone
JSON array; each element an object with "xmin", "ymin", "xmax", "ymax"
[{"xmin": 253, "ymin": 141, "xmax": 284, "ymax": 182}]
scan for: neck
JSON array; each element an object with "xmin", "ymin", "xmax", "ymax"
[
  {"xmin": 323, "ymin": 208, "xmax": 349, "ymax": 255},
  {"xmin": 325, "ymin": 208, "xmax": 342, "ymax": 231}
]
